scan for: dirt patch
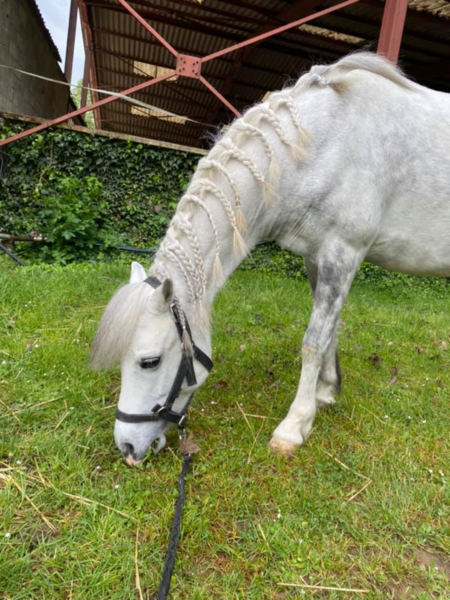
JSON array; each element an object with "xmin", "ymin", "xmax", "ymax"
[
  {"xmin": 387, "ymin": 581, "xmax": 424, "ymax": 599},
  {"xmin": 386, "ymin": 547, "xmax": 450, "ymax": 598},
  {"xmin": 415, "ymin": 547, "xmax": 450, "ymax": 579},
  {"xmin": 27, "ymin": 525, "xmax": 59, "ymax": 550}
]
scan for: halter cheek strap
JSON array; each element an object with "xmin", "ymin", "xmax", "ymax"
[{"xmin": 115, "ymin": 276, "xmax": 213, "ymax": 428}]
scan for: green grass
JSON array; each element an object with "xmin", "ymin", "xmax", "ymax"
[{"xmin": 1, "ymin": 257, "xmax": 449, "ymax": 599}]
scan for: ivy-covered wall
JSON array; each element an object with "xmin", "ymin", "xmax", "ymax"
[
  {"xmin": 1, "ymin": 118, "xmax": 448, "ymax": 293},
  {"xmin": 0, "ymin": 118, "xmax": 200, "ymax": 261}
]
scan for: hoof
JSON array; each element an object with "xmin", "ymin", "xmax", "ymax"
[{"xmin": 268, "ymin": 437, "xmax": 299, "ymax": 458}]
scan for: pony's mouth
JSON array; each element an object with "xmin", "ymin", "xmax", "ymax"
[
  {"xmin": 151, "ymin": 435, "xmax": 166, "ymax": 454},
  {"xmin": 125, "ymin": 454, "xmax": 141, "ymax": 467},
  {"xmin": 122, "ymin": 436, "xmax": 167, "ymax": 466}
]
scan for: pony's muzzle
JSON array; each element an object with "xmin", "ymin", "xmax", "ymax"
[
  {"xmin": 121, "ymin": 442, "xmax": 140, "ymax": 466},
  {"xmin": 125, "ymin": 453, "xmax": 141, "ymax": 467}
]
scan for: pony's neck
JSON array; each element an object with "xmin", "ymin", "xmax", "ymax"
[
  {"xmin": 150, "ymin": 94, "xmax": 311, "ymax": 322},
  {"xmin": 151, "ymin": 164, "xmax": 269, "ymax": 320}
]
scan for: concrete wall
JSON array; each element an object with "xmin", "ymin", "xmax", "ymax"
[{"xmin": 0, "ymin": 0, "xmax": 71, "ymax": 119}]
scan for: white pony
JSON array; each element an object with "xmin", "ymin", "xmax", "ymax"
[{"xmin": 91, "ymin": 52, "xmax": 450, "ymax": 465}]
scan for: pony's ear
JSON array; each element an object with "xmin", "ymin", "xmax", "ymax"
[
  {"xmin": 129, "ymin": 261, "xmax": 147, "ymax": 284},
  {"xmin": 153, "ymin": 279, "xmax": 173, "ymax": 312}
]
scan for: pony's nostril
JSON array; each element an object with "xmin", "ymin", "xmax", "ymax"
[{"xmin": 122, "ymin": 442, "xmax": 135, "ymax": 457}]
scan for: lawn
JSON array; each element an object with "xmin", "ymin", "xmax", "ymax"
[{"xmin": 0, "ymin": 258, "xmax": 449, "ymax": 599}]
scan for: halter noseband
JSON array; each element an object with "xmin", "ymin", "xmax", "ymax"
[{"xmin": 115, "ymin": 276, "xmax": 213, "ymax": 428}]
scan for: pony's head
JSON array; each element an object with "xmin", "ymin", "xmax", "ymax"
[{"xmin": 90, "ymin": 261, "xmax": 212, "ymax": 465}]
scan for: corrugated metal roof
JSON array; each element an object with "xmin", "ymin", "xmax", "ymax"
[{"xmin": 82, "ymin": 0, "xmax": 450, "ymax": 148}]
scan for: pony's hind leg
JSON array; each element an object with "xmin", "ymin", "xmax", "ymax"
[
  {"xmin": 269, "ymin": 243, "xmax": 362, "ymax": 457},
  {"xmin": 304, "ymin": 257, "xmax": 341, "ymax": 406}
]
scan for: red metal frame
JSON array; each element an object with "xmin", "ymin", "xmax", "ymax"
[
  {"xmin": 176, "ymin": 55, "xmax": 201, "ymax": 79},
  {"xmin": 377, "ymin": 0, "xmax": 409, "ymax": 63},
  {"xmin": 0, "ymin": 71, "xmax": 176, "ymax": 145},
  {"xmin": 3, "ymin": 0, "xmax": 411, "ymax": 148}
]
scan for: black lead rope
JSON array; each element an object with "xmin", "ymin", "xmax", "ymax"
[
  {"xmin": 157, "ymin": 445, "xmax": 192, "ymax": 600},
  {"xmin": 157, "ymin": 430, "xmax": 200, "ymax": 600}
]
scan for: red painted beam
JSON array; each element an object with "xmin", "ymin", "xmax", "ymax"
[
  {"xmin": 377, "ymin": 0, "xmax": 409, "ymax": 63},
  {"xmin": 0, "ymin": 71, "xmax": 177, "ymax": 147},
  {"xmin": 199, "ymin": 76, "xmax": 242, "ymax": 119},
  {"xmin": 201, "ymin": 0, "xmax": 360, "ymax": 64}
]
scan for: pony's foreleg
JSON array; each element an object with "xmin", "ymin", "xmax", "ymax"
[
  {"xmin": 316, "ymin": 323, "xmax": 341, "ymax": 406},
  {"xmin": 269, "ymin": 244, "xmax": 361, "ymax": 456},
  {"xmin": 304, "ymin": 258, "xmax": 341, "ymax": 406}
]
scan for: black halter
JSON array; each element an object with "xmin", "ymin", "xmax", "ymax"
[{"xmin": 115, "ymin": 276, "xmax": 213, "ymax": 428}]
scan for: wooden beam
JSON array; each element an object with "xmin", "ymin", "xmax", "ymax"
[
  {"xmin": 361, "ymin": 0, "xmax": 450, "ymax": 30},
  {"xmin": 64, "ymin": 0, "xmax": 79, "ymax": 82},
  {"xmin": 0, "ymin": 111, "xmax": 206, "ymax": 155},
  {"xmin": 79, "ymin": 1, "xmax": 102, "ymax": 128},
  {"xmin": 80, "ymin": 44, "xmax": 91, "ymax": 108}
]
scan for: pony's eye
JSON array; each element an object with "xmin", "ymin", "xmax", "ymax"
[{"xmin": 140, "ymin": 357, "xmax": 161, "ymax": 369}]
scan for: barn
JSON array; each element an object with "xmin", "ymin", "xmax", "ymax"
[
  {"xmin": 1, "ymin": 0, "xmax": 449, "ymax": 150},
  {"xmin": 0, "ymin": 0, "xmax": 79, "ymax": 120}
]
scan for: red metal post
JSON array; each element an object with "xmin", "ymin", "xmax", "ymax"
[
  {"xmin": 64, "ymin": 0, "xmax": 79, "ymax": 82},
  {"xmin": 0, "ymin": 71, "xmax": 176, "ymax": 147},
  {"xmin": 377, "ymin": 0, "xmax": 409, "ymax": 63}
]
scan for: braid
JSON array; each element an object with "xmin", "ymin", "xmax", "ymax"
[
  {"xmin": 247, "ymin": 105, "xmax": 305, "ymax": 162},
  {"xmin": 150, "ymin": 251, "xmax": 197, "ymax": 348},
  {"xmin": 166, "ymin": 230, "xmax": 204, "ymax": 303},
  {"xmin": 219, "ymin": 138, "xmax": 274, "ymax": 205},
  {"xmin": 190, "ymin": 178, "xmax": 247, "ymax": 257},
  {"xmin": 159, "ymin": 245, "xmax": 197, "ymax": 306},
  {"xmin": 270, "ymin": 94, "xmax": 311, "ymax": 148},
  {"xmin": 197, "ymin": 159, "xmax": 247, "ymax": 233},
  {"xmin": 234, "ymin": 121, "xmax": 280, "ymax": 192},
  {"xmin": 151, "ymin": 258, "xmax": 169, "ymax": 283},
  {"xmin": 174, "ymin": 214, "xmax": 206, "ymax": 297},
  {"xmin": 179, "ymin": 194, "xmax": 224, "ymax": 284},
  {"xmin": 173, "ymin": 297, "xmax": 193, "ymax": 357}
]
